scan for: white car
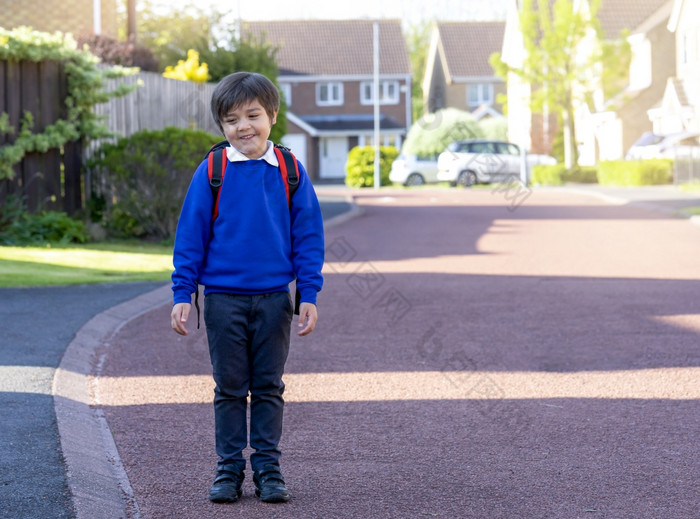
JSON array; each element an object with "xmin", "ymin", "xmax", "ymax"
[
  {"xmin": 437, "ymin": 140, "xmax": 556, "ymax": 187},
  {"xmin": 625, "ymin": 131, "xmax": 700, "ymax": 160},
  {"xmin": 389, "ymin": 153, "xmax": 440, "ymax": 186}
]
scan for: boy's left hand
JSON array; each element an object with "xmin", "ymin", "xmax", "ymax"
[{"xmin": 297, "ymin": 302, "xmax": 318, "ymax": 336}]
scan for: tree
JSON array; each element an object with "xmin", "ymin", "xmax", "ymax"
[
  {"xmin": 402, "ymin": 108, "xmax": 484, "ymax": 156},
  {"xmin": 491, "ymin": 0, "xmax": 605, "ymax": 167},
  {"xmin": 404, "ymin": 21, "xmax": 432, "ymax": 121},
  {"xmin": 130, "ymin": 0, "xmax": 213, "ymax": 71},
  {"xmin": 197, "ymin": 33, "xmax": 286, "ymax": 143},
  {"xmin": 130, "ymin": 1, "xmax": 287, "ymax": 142}
]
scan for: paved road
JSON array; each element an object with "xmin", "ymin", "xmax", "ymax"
[
  {"xmin": 95, "ymin": 188, "xmax": 699, "ymax": 518},
  {"xmin": 0, "ymin": 282, "xmax": 166, "ymax": 519}
]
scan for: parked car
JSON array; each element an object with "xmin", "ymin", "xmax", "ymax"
[
  {"xmin": 625, "ymin": 131, "xmax": 700, "ymax": 160},
  {"xmin": 437, "ymin": 140, "xmax": 556, "ymax": 187},
  {"xmin": 389, "ymin": 153, "xmax": 440, "ymax": 186}
]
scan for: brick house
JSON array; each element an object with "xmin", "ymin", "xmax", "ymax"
[
  {"xmin": 648, "ymin": 0, "xmax": 700, "ymax": 134},
  {"xmin": 582, "ymin": 1, "xmax": 675, "ymax": 161},
  {"xmin": 0, "ymin": 0, "xmax": 118, "ymax": 38},
  {"xmin": 500, "ymin": 0, "xmax": 672, "ymax": 163},
  {"xmin": 422, "ymin": 21, "xmax": 506, "ymax": 119},
  {"xmin": 243, "ymin": 20, "xmax": 412, "ymax": 181}
]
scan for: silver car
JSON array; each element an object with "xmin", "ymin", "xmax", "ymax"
[
  {"xmin": 389, "ymin": 153, "xmax": 440, "ymax": 186},
  {"xmin": 437, "ymin": 140, "xmax": 556, "ymax": 187}
]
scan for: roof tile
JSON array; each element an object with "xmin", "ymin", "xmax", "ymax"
[
  {"xmin": 242, "ymin": 20, "xmax": 411, "ymax": 76},
  {"xmin": 437, "ymin": 21, "xmax": 506, "ymax": 78}
]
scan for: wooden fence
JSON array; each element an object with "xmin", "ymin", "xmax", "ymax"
[
  {"xmin": 1, "ymin": 62, "xmax": 219, "ymax": 214},
  {"xmin": 0, "ymin": 59, "xmax": 83, "ymax": 214},
  {"xmin": 90, "ymin": 69, "xmax": 219, "ymax": 151}
]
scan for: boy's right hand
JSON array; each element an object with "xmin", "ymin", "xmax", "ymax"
[{"xmin": 171, "ymin": 303, "xmax": 191, "ymax": 336}]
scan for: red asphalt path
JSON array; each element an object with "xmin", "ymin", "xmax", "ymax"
[{"xmin": 94, "ymin": 188, "xmax": 699, "ymax": 518}]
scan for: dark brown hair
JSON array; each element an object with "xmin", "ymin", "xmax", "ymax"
[{"xmin": 210, "ymin": 72, "xmax": 280, "ymax": 133}]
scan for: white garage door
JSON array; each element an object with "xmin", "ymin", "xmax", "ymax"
[
  {"xmin": 319, "ymin": 137, "xmax": 349, "ymax": 179},
  {"xmin": 280, "ymin": 134, "xmax": 307, "ymax": 170}
]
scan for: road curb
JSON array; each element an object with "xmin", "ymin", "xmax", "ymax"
[
  {"xmin": 321, "ymin": 192, "xmax": 364, "ymax": 229},
  {"xmin": 551, "ymin": 185, "xmax": 700, "ymax": 220},
  {"xmin": 53, "ymin": 284, "xmax": 171, "ymax": 519}
]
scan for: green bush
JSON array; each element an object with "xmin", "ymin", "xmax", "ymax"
[
  {"xmin": 597, "ymin": 159, "xmax": 673, "ymax": 186},
  {"xmin": 531, "ymin": 164, "xmax": 567, "ymax": 185},
  {"xmin": 531, "ymin": 165, "xmax": 598, "ymax": 185},
  {"xmin": 569, "ymin": 166, "xmax": 598, "ymax": 183},
  {"xmin": 479, "ymin": 116, "xmax": 508, "ymax": 140},
  {"xmin": 89, "ymin": 127, "xmax": 220, "ymax": 240},
  {"xmin": 345, "ymin": 146, "xmax": 399, "ymax": 188},
  {"xmin": 0, "ymin": 195, "xmax": 88, "ymax": 244}
]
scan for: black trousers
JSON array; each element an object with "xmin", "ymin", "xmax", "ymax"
[{"xmin": 204, "ymin": 291, "xmax": 293, "ymax": 471}]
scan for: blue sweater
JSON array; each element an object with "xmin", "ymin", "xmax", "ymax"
[{"xmin": 171, "ymin": 156, "xmax": 324, "ymax": 305}]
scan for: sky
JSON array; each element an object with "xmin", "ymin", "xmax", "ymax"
[{"xmin": 148, "ymin": 0, "xmax": 510, "ymax": 26}]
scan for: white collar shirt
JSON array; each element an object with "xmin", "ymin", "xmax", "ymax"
[{"xmin": 225, "ymin": 141, "xmax": 279, "ymax": 167}]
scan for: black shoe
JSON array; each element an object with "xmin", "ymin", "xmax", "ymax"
[
  {"xmin": 253, "ymin": 464, "xmax": 290, "ymax": 503},
  {"xmin": 209, "ymin": 464, "xmax": 244, "ymax": 503}
]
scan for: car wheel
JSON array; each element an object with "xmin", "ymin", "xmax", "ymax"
[
  {"xmin": 405, "ymin": 173, "xmax": 425, "ymax": 186},
  {"xmin": 457, "ymin": 170, "xmax": 477, "ymax": 187}
]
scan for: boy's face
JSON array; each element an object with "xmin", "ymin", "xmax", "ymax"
[{"xmin": 220, "ymin": 99, "xmax": 277, "ymax": 159}]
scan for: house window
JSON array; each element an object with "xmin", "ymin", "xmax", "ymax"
[
  {"xmin": 467, "ymin": 84, "xmax": 493, "ymax": 107},
  {"xmin": 360, "ymin": 81, "xmax": 400, "ymax": 105},
  {"xmin": 316, "ymin": 82, "xmax": 343, "ymax": 106},
  {"xmin": 279, "ymin": 83, "xmax": 292, "ymax": 106}
]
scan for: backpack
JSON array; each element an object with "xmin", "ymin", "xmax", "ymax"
[
  {"xmin": 193, "ymin": 140, "xmax": 302, "ymax": 327},
  {"xmin": 205, "ymin": 140, "xmax": 300, "ymax": 221}
]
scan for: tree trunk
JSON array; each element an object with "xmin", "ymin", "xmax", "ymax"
[{"xmin": 127, "ymin": 0, "xmax": 137, "ymax": 40}]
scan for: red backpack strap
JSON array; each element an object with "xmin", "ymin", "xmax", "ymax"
[
  {"xmin": 273, "ymin": 145, "xmax": 300, "ymax": 207},
  {"xmin": 207, "ymin": 146, "xmax": 228, "ymax": 221}
]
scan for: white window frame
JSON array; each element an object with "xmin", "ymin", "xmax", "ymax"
[
  {"xmin": 279, "ymin": 83, "xmax": 292, "ymax": 106},
  {"xmin": 358, "ymin": 133, "xmax": 402, "ymax": 149},
  {"xmin": 360, "ymin": 80, "xmax": 400, "ymax": 105},
  {"xmin": 467, "ymin": 83, "xmax": 494, "ymax": 107},
  {"xmin": 316, "ymin": 82, "xmax": 343, "ymax": 106}
]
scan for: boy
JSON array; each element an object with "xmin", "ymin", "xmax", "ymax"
[{"xmin": 170, "ymin": 72, "xmax": 324, "ymax": 504}]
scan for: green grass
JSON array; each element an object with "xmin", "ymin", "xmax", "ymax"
[
  {"xmin": 680, "ymin": 206, "xmax": 700, "ymax": 216},
  {"xmin": 0, "ymin": 241, "xmax": 173, "ymax": 287}
]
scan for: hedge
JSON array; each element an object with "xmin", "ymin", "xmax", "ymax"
[
  {"xmin": 88, "ymin": 127, "xmax": 220, "ymax": 240},
  {"xmin": 345, "ymin": 146, "xmax": 399, "ymax": 188},
  {"xmin": 531, "ymin": 165, "xmax": 598, "ymax": 185},
  {"xmin": 597, "ymin": 159, "xmax": 672, "ymax": 186}
]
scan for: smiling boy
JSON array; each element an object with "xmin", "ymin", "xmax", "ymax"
[{"xmin": 170, "ymin": 72, "xmax": 324, "ymax": 504}]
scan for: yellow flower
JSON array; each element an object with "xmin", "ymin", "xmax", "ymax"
[{"xmin": 162, "ymin": 49, "xmax": 210, "ymax": 83}]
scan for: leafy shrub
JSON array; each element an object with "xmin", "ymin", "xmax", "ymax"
[
  {"xmin": 597, "ymin": 159, "xmax": 672, "ymax": 186},
  {"xmin": 479, "ymin": 117, "xmax": 508, "ymax": 140},
  {"xmin": 345, "ymin": 146, "xmax": 399, "ymax": 188},
  {"xmin": 531, "ymin": 165, "xmax": 598, "ymax": 185},
  {"xmin": 76, "ymin": 34, "xmax": 160, "ymax": 71},
  {"xmin": 570, "ymin": 166, "xmax": 598, "ymax": 183},
  {"xmin": 89, "ymin": 127, "xmax": 220, "ymax": 240},
  {"xmin": 531, "ymin": 164, "xmax": 567, "ymax": 185},
  {"xmin": 0, "ymin": 26, "xmax": 139, "ymax": 181},
  {"xmin": 0, "ymin": 195, "xmax": 88, "ymax": 244}
]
